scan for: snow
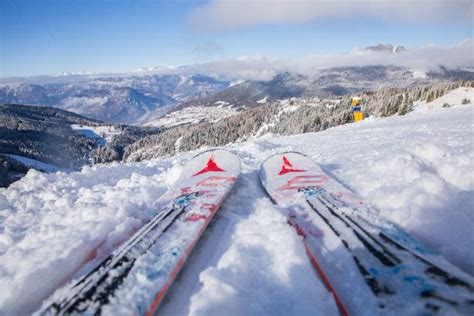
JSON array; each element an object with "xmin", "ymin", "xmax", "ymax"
[
  {"xmin": 144, "ymin": 105, "xmax": 238, "ymax": 128},
  {"xmin": 412, "ymin": 69, "xmax": 427, "ymax": 79},
  {"xmin": 0, "ymin": 154, "xmax": 64, "ymax": 173},
  {"xmin": 71, "ymin": 124, "xmax": 120, "ymax": 145},
  {"xmin": 414, "ymin": 86, "xmax": 473, "ymax": 110},
  {"xmin": 0, "ymin": 93, "xmax": 473, "ymax": 315},
  {"xmin": 255, "ymin": 101, "xmax": 301, "ymax": 136},
  {"xmin": 213, "ymin": 100, "xmax": 230, "ymax": 107},
  {"xmin": 256, "ymin": 96, "xmax": 268, "ymax": 104},
  {"xmin": 187, "ymin": 199, "xmax": 337, "ymax": 316}
]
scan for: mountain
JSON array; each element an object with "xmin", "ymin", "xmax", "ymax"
[
  {"xmin": 0, "ymin": 84, "xmax": 49, "ymax": 104},
  {"xmin": 183, "ymin": 66, "xmax": 473, "ymax": 110},
  {"xmin": 0, "ymin": 74, "xmax": 231, "ymax": 124},
  {"xmin": 145, "ymin": 65, "xmax": 472, "ymax": 128},
  {"xmin": 60, "ymin": 87, "xmax": 171, "ymax": 124},
  {"xmin": 362, "ymin": 43, "xmax": 407, "ymax": 53},
  {"xmin": 2, "ymin": 61, "xmax": 472, "ymax": 127}
]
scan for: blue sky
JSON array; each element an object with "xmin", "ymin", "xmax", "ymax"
[{"xmin": 0, "ymin": 0, "xmax": 472, "ymax": 77}]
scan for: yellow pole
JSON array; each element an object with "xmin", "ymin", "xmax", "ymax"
[{"xmin": 351, "ymin": 97, "xmax": 364, "ymax": 122}]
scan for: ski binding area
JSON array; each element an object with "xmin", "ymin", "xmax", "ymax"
[
  {"xmin": 37, "ymin": 149, "xmax": 241, "ymax": 315},
  {"xmin": 260, "ymin": 152, "xmax": 474, "ymax": 315}
]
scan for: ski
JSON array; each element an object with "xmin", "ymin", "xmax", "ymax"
[
  {"xmin": 260, "ymin": 152, "xmax": 474, "ymax": 315},
  {"xmin": 38, "ymin": 149, "xmax": 241, "ymax": 315}
]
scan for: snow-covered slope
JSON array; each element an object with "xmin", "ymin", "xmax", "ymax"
[
  {"xmin": 0, "ymin": 99, "xmax": 472, "ymax": 315},
  {"xmin": 414, "ymin": 86, "xmax": 472, "ymax": 110},
  {"xmin": 71, "ymin": 124, "xmax": 121, "ymax": 146},
  {"xmin": 144, "ymin": 103, "xmax": 239, "ymax": 128}
]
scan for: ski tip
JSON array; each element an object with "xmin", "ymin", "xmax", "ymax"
[
  {"xmin": 192, "ymin": 147, "xmax": 239, "ymax": 159},
  {"xmin": 260, "ymin": 151, "xmax": 309, "ymax": 163}
]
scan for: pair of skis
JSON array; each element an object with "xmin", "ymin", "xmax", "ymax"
[{"xmin": 38, "ymin": 150, "xmax": 473, "ymax": 315}]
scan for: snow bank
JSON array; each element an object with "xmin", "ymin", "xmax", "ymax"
[{"xmin": 0, "ymin": 158, "xmax": 183, "ymax": 315}]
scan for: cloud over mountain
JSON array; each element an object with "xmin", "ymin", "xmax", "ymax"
[
  {"xmin": 156, "ymin": 39, "xmax": 474, "ymax": 80},
  {"xmin": 2, "ymin": 40, "xmax": 472, "ymax": 83}
]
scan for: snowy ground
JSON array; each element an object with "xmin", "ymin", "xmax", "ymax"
[
  {"xmin": 414, "ymin": 87, "xmax": 472, "ymax": 111},
  {"xmin": 71, "ymin": 124, "xmax": 120, "ymax": 146},
  {"xmin": 143, "ymin": 104, "xmax": 239, "ymax": 128},
  {"xmin": 0, "ymin": 91, "xmax": 473, "ymax": 315}
]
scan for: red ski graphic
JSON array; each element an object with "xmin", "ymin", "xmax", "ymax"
[
  {"xmin": 278, "ymin": 155, "xmax": 306, "ymax": 175},
  {"xmin": 193, "ymin": 155, "xmax": 225, "ymax": 176}
]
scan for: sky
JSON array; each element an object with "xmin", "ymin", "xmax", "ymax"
[{"xmin": 0, "ymin": 0, "xmax": 473, "ymax": 77}]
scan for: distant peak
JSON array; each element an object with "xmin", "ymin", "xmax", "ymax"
[{"xmin": 363, "ymin": 44, "xmax": 407, "ymax": 53}]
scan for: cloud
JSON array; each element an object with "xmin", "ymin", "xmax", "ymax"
[
  {"xmin": 286, "ymin": 39, "xmax": 474, "ymax": 75},
  {"xmin": 188, "ymin": 0, "xmax": 473, "ymax": 31},
  {"xmin": 139, "ymin": 39, "xmax": 473, "ymax": 81},
  {"xmin": 8, "ymin": 39, "xmax": 470, "ymax": 83},
  {"xmin": 186, "ymin": 55, "xmax": 280, "ymax": 80}
]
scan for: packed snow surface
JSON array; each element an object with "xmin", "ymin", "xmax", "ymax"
[{"xmin": 0, "ymin": 95, "xmax": 473, "ymax": 315}]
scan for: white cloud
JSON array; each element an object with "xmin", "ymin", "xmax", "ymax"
[
  {"xmin": 188, "ymin": 0, "xmax": 473, "ymax": 31},
  {"xmin": 286, "ymin": 39, "xmax": 474, "ymax": 74},
  {"xmin": 186, "ymin": 55, "xmax": 280, "ymax": 80},
  {"xmin": 139, "ymin": 39, "xmax": 473, "ymax": 80},
  {"xmin": 6, "ymin": 39, "xmax": 471, "ymax": 83}
]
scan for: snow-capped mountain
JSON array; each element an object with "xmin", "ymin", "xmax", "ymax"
[
  {"xmin": 150, "ymin": 65, "xmax": 472, "ymax": 127},
  {"xmin": 0, "ymin": 84, "xmax": 49, "ymax": 104},
  {"xmin": 1, "ymin": 59, "xmax": 473, "ymax": 126},
  {"xmin": 60, "ymin": 87, "xmax": 170, "ymax": 124},
  {"xmin": 361, "ymin": 43, "xmax": 407, "ymax": 53},
  {"xmin": 0, "ymin": 74, "xmax": 231, "ymax": 124}
]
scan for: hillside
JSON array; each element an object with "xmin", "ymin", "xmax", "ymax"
[
  {"xmin": 144, "ymin": 66, "xmax": 474, "ymax": 127},
  {"xmin": 120, "ymin": 81, "xmax": 472, "ymax": 161},
  {"xmin": 0, "ymin": 104, "xmax": 103, "ymax": 167},
  {"xmin": 0, "ymin": 104, "xmax": 126, "ymax": 186}
]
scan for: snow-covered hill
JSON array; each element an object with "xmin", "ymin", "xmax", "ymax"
[
  {"xmin": 0, "ymin": 96, "xmax": 472, "ymax": 314},
  {"xmin": 144, "ymin": 103, "xmax": 240, "ymax": 128},
  {"xmin": 414, "ymin": 86, "xmax": 472, "ymax": 110}
]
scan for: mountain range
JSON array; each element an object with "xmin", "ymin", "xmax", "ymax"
[
  {"xmin": 1, "ymin": 44, "xmax": 473, "ymax": 125},
  {"xmin": 0, "ymin": 74, "xmax": 230, "ymax": 124}
]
